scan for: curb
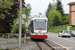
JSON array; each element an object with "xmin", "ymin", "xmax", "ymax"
[{"xmin": 47, "ymin": 39, "xmax": 69, "ymax": 50}]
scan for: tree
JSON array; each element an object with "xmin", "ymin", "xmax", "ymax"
[
  {"xmin": 11, "ymin": 19, "xmax": 26, "ymax": 33},
  {"xmin": 39, "ymin": 12, "xmax": 42, "ymax": 15},
  {"xmin": 0, "ymin": 0, "xmax": 25, "ymax": 33},
  {"xmin": 23, "ymin": 4, "xmax": 31, "ymax": 21},
  {"xmin": 62, "ymin": 15, "xmax": 69, "ymax": 25},
  {"xmin": 56, "ymin": 0, "xmax": 64, "ymax": 16},
  {"xmin": 45, "ymin": 3, "xmax": 52, "ymax": 17},
  {"xmin": 0, "ymin": 0, "xmax": 13, "ymax": 33},
  {"xmin": 66, "ymin": 15, "xmax": 69, "ymax": 24},
  {"xmin": 0, "ymin": 0, "xmax": 13, "ymax": 19},
  {"xmin": 48, "ymin": 9, "xmax": 62, "ymax": 26},
  {"xmin": 45, "ymin": 2, "xmax": 57, "ymax": 17},
  {"xmin": 53, "ymin": 16, "xmax": 60, "ymax": 26}
]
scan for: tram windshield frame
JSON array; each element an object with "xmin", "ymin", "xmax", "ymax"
[{"xmin": 34, "ymin": 19, "xmax": 47, "ymax": 30}]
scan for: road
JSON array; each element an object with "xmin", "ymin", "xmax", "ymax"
[{"xmin": 48, "ymin": 32, "xmax": 75, "ymax": 50}]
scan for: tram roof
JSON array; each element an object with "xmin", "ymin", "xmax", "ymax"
[{"xmin": 31, "ymin": 15, "xmax": 48, "ymax": 21}]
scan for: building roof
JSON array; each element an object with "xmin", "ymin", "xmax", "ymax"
[{"xmin": 68, "ymin": 2, "xmax": 75, "ymax": 5}]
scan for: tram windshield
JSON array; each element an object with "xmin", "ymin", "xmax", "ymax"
[{"xmin": 34, "ymin": 19, "xmax": 47, "ymax": 30}]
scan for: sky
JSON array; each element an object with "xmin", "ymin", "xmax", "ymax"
[{"xmin": 25, "ymin": 0, "xmax": 75, "ymax": 16}]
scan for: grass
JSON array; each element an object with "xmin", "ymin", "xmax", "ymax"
[
  {"xmin": 48, "ymin": 26, "xmax": 75, "ymax": 34},
  {"xmin": 0, "ymin": 36, "xmax": 3, "ymax": 38},
  {"xmin": 70, "ymin": 27, "xmax": 75, "ymax": 30}
]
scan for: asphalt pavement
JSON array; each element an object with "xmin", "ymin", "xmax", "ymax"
[{"xmin": 48, "ymin": 32, "xmax": 75, "ymax": 50}]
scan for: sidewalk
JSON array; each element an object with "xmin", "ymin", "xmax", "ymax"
[
  {"xmin": 0, "ymin": 38, "xmax": 26, "ymax": 49},
  {"xmin": 21, "ymin": 37, "xmax": 40, "ymax": 50}
]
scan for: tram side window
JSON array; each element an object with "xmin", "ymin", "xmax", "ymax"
[{"xmin": 30, "ymin": 21, "xmax": 34, "ymax": 33}]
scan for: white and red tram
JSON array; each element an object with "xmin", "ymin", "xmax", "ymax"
[{"xmin": 28, "ymin": 15, "xmax": 48, "ymax": 39}]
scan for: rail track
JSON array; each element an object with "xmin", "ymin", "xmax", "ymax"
[
  {"xmin": 33, "ymin": 39, "xmax": 67, "ymax": 50},
  {"xmin": 36, "ymin": 41, "xmax": 52, "ymax": 50}
]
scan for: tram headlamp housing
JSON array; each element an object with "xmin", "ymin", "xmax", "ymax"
[
  {"xmin": 43, "ymin": 33, "xmax": 48, "ymax": 35},
  {"xmin": 32, "ymin": 33, "xmax": 36, "ymax": 35}
]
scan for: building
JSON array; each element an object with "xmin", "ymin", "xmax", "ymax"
[{"xmin": 68, "ymin": 2, "xmax": 75, "ymax": 25}]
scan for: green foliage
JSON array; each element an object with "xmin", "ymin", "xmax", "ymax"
[
  {"xmin": 66, "ymin": 15, "xmax": 69, "ymax": 24},
  {"xmin": 39, "ymin": 12, "xmax": 42, "ymax": 15},
  {"xmin": 10, "ymin": 18, "xmax": 18, "ymax": 33},
  {"xmin": 11, "ymin": 18, "xmax": 26, "ymax": 33},
  {"xmin": 48, "ymin": 26, "xmax": 75, "ymax": 33},
  {"xmin": 53, "ymin": 16, "xmax": 60, "ymax": 26},
  {"xmin": 48, "ymin": 27, "xmax": 67, "ymax": 33},
  {"xmin": 0, "ymin": 0, "xmax": 13, "ymax": 8},
  {"xmin": 0, "ymin": 13, "xmax": 5, "ymax": 19},
  {"xmin": 23, "ymin": 4, "xmax": 31, "ymax": 21},
  {"xmin": 0, "ymin": 36, "xmax": 2, "ymax": 38},
  {"xmin": 45, "ymin": 2, "xmax": 56, "ymax": 17},
  {"xmin": 62, "ymin": 15, "xmax": 69, "ymax": 25},
  {"xmin": 0, "ymin": 48, "xmax": 3, "ymax": 50},
  {"xmin": 48, "ymin": 9, "xmax": 62, "ymax": 26},
  {"xmin": 11, "ymin": 3, "xmax": 26, "ymax": 33},
  {"xmin": 1, "ymin": 35, "xmax": 8, "ymax": 38},
  {"xmin": 2, "ymin": 35, "xmax": 5, "ymax": 38},
  {"xmin": 66, "ymin": 24, "xmax": 75, "ymax": 27},
  {"xmin": 0, "ymin": 0, "xmax": 13, "ymax": 19},
  {"xmin": 0, "ymin": 0, "xmax": 25, "ymax": 33},
  {"xmin": 46, "ymin": 0, "xmax": 68, "ymax": 26},
  {"xmin": 70, "ymin": 27, "xmax": 75, "ymax": 30},
  {"xmin": 18, "ymin": 0, "xmax": 20, "ymax": 2},
  {"xmin": 56, "ymin": 0, "xmax": 64, "ymax": 16},
  {"xmin": 11, "ymin": 26, "xmax": 26, "ymax": 33},
  {"xmin": 46, "ymin": 3, "xmax": 52, "ymax": 17},
  {"xmin": 23, "ymin": 18, "xmax": 26, "ymax": 22}
]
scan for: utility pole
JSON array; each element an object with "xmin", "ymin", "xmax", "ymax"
[{"xmin": 19, "ymin": 0, "xmax": 22, "ymax": 48}]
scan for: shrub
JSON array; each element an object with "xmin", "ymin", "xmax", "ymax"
[{"xmin": 48, "ymin": 9, "xmax": 62, "ymax": 26}]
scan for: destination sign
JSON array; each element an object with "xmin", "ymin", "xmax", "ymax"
[{"xmin": 35, "ymin": 20, "xmax": 46, "ymax": 22}]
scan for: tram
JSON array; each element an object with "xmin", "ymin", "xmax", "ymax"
[{"xmin": 28, "ymin": 15, "xmax": 48, "ymax": 39}]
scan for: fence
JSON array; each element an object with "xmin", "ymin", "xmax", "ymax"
[
  {"xmin": 0, "ymin": 33, "xmax": 7, "ymax": 36},
  {"xmin": 0, "ymin": 33, "xmax": 26, "ymax": 49}
]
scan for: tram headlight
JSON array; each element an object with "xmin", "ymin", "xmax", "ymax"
[
  {"xmin": 44, "ymin": 33, "xmax": 48, "ymax": 35},
  {"xmin": 33, "ymin": 33, "xmax": 36, "ymax": 35}
]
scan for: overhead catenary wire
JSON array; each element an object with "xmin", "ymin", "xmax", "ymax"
[{"xmin": 32, "ymin": 0, "xmax": 42, "ymax": 15}]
